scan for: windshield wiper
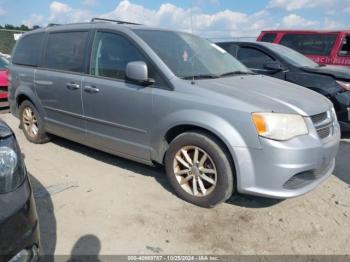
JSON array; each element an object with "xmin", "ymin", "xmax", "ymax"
[
  {"xmin": 218, "ymin": 71, "xmax": 256, "ymax": 77},
  {"xmin": 181, "ymin": 74, "xmax": 219, "ymax": 80}
]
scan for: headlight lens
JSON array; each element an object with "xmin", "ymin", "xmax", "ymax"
[
  {"xmin": 252, "ymin": 113, "xmax": 308, "ymax": 141},
  {"xmin": 336, "ymin": 80, "xmax": 350, "ymax": 92},
  {"xmin": 0, "ymin": 136, "xmax": 26, "ymax": 193},
  {"xmin": 0, "ymin": 147, "xmax": 18, "ymax": 177}
]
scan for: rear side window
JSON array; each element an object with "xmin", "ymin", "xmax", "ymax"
[
  {"xmin": 12, "ymin": 33, "xmax": 44, "ymax": 67},
  {"xmin": 44, "ymin": 31, "xmax": 89, "ymax": 73},
  {"xmin": 237, "ymin": 47, "xmax": 274, "ymax": 69},
  {"xmin": 280, "ymin": 34, "xmax": 337, "ymax": 56},
  {"xmin": 339, "ymin": 36, "xmax": 350, "ymax": 56},
  {"xmin": 261, "ymin": 33, "xmax": 276, "ymax": 43},
  {"xmin": 216, "ymin": 43, "xmax": 238, "ymax": 57}
]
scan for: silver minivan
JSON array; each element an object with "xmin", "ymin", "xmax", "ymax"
[{"xmin": 8, "ymin": 19, "xmax": 340, "ymax": 207}]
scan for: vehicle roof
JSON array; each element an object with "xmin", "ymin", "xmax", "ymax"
[
  {"xmin": 261, "ymin": 29, "xmax": 350, "ymax": 34},
  {"xmin": 23, "ymin": 21, "xmax": 175, "ymax": 35},
  {"xmin": 217, "ymin": 41, "xmax": 277, "ymax": 48}
]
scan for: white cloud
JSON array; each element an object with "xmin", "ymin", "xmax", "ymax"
[
  {"xmin": 101, "ymin": 0, "xmax": 272, "ymax": 37},
  {"xmin": 268, "ymin": 0, "xmax": 350, "ymax": 12},
  {"xmin": 281, "ymin": 14, "xmax": 319, "ymax": 28},
  {"xmin": 82, "ymin": 0, "xmax": 97, "ymax": 6},
  {"xmin": 0, "ymin": 7, "xmax": 6, "ymax": 16},
  {"xmin": 49, "ymin": 1, "xmax": 92, "ymax": 23},
  {"xmin": 323, "ymin": 18, "xmax": 344, "ymax": 29},
  {"xmin": 22, "ymin": 14, "xmax": 44, "ymax": 28},
  {"xmin": 21, "ymin": 0, "xmax": 348, "ymax": 38}
]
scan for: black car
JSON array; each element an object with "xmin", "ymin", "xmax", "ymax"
[
  {"xmin": 217, "ymin": 41, "xmax": 350, "ymax": 131},
  {"xmin": 0, "ymin": 121, "xmax": 40, "ymax": 261}
]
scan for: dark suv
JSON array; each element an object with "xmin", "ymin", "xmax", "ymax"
[
  {"xmin": 0, "ymin": 121, "xmax": 40, "ymax": 261},
  {"xmin": 8, "ymin": 19, "xmax": 340, "ymax": 207},
  {"xmin": 217, "ymin": 41, "xmax": 350, "ymax": 131}
]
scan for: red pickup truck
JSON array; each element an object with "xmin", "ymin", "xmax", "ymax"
[
  {"xmin": 257, "ymin": 30, "xmax": 350, "ymax": 67},
  {"xmin": 0, "ymin": 57, "xmax": 9, "ymax": 108}
]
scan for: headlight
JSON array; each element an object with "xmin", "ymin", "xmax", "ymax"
[
  {"xmin": 0, "ymin": 136, "xmax": 26, "ymax": 193},
  {"xmin": 336, "ymin": 80, "xmax": 350, "ymax": 92},
  {"xmin": 252, "ymin": 113, "xmax": 308, "ymax": 141}
]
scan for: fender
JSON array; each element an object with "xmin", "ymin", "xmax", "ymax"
[
  {"xmin": 13, "ymin": 83, "xmax": 46, "ymax": 119},
  {"xmin": 150, "ymin": 109, "xmax": 261, "ymax": 164}
]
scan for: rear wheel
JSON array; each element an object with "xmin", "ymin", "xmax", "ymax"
[
  {"xmin": 19, "ymin": 100, "xmax": 50, "ymax": 144},
  {"xmin": 165, "ymin": 131, "xmax": 234, "ymax": 208}
]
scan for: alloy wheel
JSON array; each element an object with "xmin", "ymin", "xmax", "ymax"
[
  {"xmin": 22, "ymin": 107, "xmax": 39, "ymax": 138},
  {"xmin": 173, "ymin": 145, "xmax": 217, "ymax": 197}
]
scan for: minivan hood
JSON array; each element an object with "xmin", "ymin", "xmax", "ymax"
[
  {"xmin": 195, "ymin": 75, "xmax": 332, "ymax": 116},
  {"xmin": 301, "ymin": 65, "xmax": 350, "ymax": 81}
]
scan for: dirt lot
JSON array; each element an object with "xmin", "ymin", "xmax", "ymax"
[{"xmin": 1, "ymin": 111, "xmax": 350, "ymax": 256}]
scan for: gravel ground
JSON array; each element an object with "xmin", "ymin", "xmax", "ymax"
[{"xmin": 1, "ymin": 111, "xmax": 350, "ymax": 256}]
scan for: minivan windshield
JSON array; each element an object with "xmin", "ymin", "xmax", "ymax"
[
  {"xmin": 267, "ymin": 43, "xmax": 319, "ymax": 68},
  {"xmin": 134, "ymin": 30, "xmax": 252, "ymax": 79}
]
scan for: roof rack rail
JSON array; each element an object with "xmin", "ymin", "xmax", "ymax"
[
  {"xmin": 90, "ymin": 18, "xmax": 141, "ymax": 25},
  {"xmin": 47, "ymin": 23, "xmax": 61, "ymax": 27}
]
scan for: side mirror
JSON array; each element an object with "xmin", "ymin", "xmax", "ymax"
[
  {"xmin": 263, "ymin": 62, "xmax": 284, "ymax": 72},
  {"xmin": 126, "ymin": 61, "xmax": 155, "ymax": 86}
]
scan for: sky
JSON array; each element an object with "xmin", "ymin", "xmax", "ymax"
[{"xmin": 0, "ymin": 0, "xmax": 349, "ymax": 38}]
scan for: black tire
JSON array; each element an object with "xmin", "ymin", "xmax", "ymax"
[
  {"xmin": 165, "ymin": 131, "xmax": 234, "ymax": 208},
  {"xmin": 19, "ymin": 100, "xmax": 50, "ymax": 144}
]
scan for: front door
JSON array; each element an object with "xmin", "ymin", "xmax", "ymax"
[{"xmin": 82, "ymin": 31, "xmax": 157, "ymax": 161}]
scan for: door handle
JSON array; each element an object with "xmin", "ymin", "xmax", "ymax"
[
  {"xmin": 66, "ymin": 82, "xmax": 80, "ymax": 90},
  {"xmin": 84, "ymin": 85, "xmax": 100, "ymax": 94}
]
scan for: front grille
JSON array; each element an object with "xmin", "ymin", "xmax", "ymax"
[
  {"xmin": 317, "ymin": 125, "xmax": 331, "ymax": 139},
  {"xmin": 311, "ymin": 111, "xmax": 333, "ymax": 140},
  {"xmin": 0, "ymin": 86, "xmax": 7, "ymax": 92},
  {"xmin": 311, "ymin": 112, "xmax": 328, "ymax": 125}
]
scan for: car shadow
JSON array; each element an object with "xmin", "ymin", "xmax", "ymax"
[
  {"xmin": 28, "ymin": 174, "xmax": 57, "ymax": 261},
  {"xmin": 49, "ymin": 135, "xmax": 284, "ymax": 209},
  {"xmin": 226, "ymin": 194, "xmax": 283, "ymax": 208},
  {"xmin": 49, "ymin": 135, "xmax": 175, "ymax": 196},
  {"xmin": 334, "ymin": 140, "xmax": 350, "ymax": 186}
]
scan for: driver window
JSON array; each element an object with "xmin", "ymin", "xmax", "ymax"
[
  {"xmin": 90, "ymin": 32, "xmax": 163, "ymax": 83},
  {"xmin": 237, "ymin": 47, "xmax": 274, "ymax": 69}
]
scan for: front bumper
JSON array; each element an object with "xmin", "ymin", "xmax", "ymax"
[
  {"xmin": 0, "ymin": 178, "xmax": 40, "ymax": 261},
  {"xmin": 235, "ymin": 118, "xmax": 341, "ymax": 199}
]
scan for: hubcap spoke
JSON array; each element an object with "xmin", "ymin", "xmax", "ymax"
[
  {"xmin": 181, "ymin": 149, "xmax": 193, "ymax": 166},
  {"xmin": 198, "ymin": 153, "xmax": 208, "ymax": 168},
  {"xmin": 193, "ymin": 148, "xmax": 199, "ymax": 164},
  {"xmin": 192, "ymin": 177, "xmax": 198, "ymax": 195},
  {"xmin": 180, "ymin": 175, "xmax": 193, "ymax": 185},
  {"xmin": 200, "ymin": 174, "xmax": 215, "ymax": 185},
  {"xmin": 199, "ymin": 168, "xmax": 216, "ymax": 174},
  {"xmin": 175, "ymin": 169, "xmax": 190, "ymax": 176},
  {"xmin": 176, "ymin": 156, "xmax": 190, "ymax": 169},
  {"xmin": 197, "ymin": 177, "xmax": 207, "ymax": 195}
]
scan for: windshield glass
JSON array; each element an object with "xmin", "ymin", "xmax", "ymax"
[
  {"xmin": 134, "ymin": 30, "xmax": 251, "ymax": 79},
  {"xmin": 0, "ymin": 57, "xmax": 9, "ymax": 69},
  {"xmin": 267, "ymin": 43, "xmax": 319, "ymax": 68}
]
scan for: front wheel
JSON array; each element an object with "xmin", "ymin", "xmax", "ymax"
[{"xmin": 165, "ymin": 131, "xmax": 234, "ymax": 208}]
